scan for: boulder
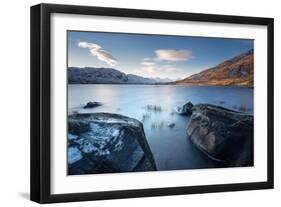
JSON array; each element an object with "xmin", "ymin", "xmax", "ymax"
[
  {"xmin": 167, "ymin": 122, "xmax": 175, "ymax": 128},
  {"xmin": 177, "ymin": 101, "xmax": 194, "ymax": 115},
  {"xmin": 187, "ymin": 104, "xmax": 253, "ymax": 167},
  {"xmin": 83, "ymin": 101, "xmax": 102, "ymax": 109},
  {"xmin": 67, "ymin": 113, "xmax": 157, "ymax": 175}
]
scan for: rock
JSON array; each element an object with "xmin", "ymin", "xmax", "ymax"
[
  {"xmin": 187, "ymin": 104, "xmax": 253, "ymax": 167},
  {"xmin": 83, "ymin": 101, "xmax": 102, "ymax": 109},
  {"xmin": 182, "ymin": 102, "xmax": 194, "ymax": 115},
  {"xmin": 177, "ymin": 101, "xmax": 194, "ymax": 115},
  {"xmin": 67, "ymin": 113, "xmax": 157, "ymax": 175},
  {"xmin": 167, "ymin": 122, "xmax": 175, "ymax": 128},
  {"xmin": 68, "ymin": 119, "xmax": 90, "ymax": 134}
]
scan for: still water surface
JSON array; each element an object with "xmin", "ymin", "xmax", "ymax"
[{"xmin": 68, "ymin": 84, "xmax": 253, "ymax": 171}]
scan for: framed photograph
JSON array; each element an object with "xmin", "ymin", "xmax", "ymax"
[{"xmin": 30, "ymin": 3, "xmax": 274, "ymax": 203}]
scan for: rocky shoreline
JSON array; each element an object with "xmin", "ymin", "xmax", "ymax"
[{"xmin": 68, "ymin": 100, "xmax": 253, "ymax": 174}]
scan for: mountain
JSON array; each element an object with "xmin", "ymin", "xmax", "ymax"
[
  {"xmin": 68, "ymin": 67, "xmax": 128, "ymax": 84},
  {"xmin": 68, "ymin": 67, "xmax": 171, "ymax": 84},
  {"xmin": 127, "ymin": 74, "xmax": 173, "ymax": 84},
  {"xmin": 126, "ymin": 74, "xmax": 157, "ymax": 84},
  {"xmin": 175, "ymin": 49, "xmax": 254, "ymax": 87},
  {"xmin": 68, "ymin": 49, "xmax": 253, "ymax": 86},
  {"xmin": 153, "ymin": 77, "xmax": 174, "ymax": 83}
]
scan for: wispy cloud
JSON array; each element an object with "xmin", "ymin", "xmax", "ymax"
[
  {"xmin": 78, "ymin": 41, "xmax": 118, "ymax": 66},
  {"xmin": 138, "ymin": 64, "xmax": 177, "ymax": 76},
  {"xmin": 139, "ymin": 48, "xmax": 193, "ymax": 76},
  {"xmin": 140, "ymin": 58, "xmax": 155, "ymax": 66},
  {"xmin": 163, "ymin": 65, "xmax": 177, "ymax": 72},
  {"xmin": 140, "ymin": 49, "xmax": 193, "ymax": 72},
  {"xmin": 141, "ymin": 66, "xmax": 157, "ymax": 74},
  {"xmin": 155, "ymin": 49, "xmax": 192, "ymax": 61}
]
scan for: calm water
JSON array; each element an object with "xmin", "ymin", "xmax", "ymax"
[{"xmin": 68, "ymin": 84, "xmax": 253, "ymax": 171}]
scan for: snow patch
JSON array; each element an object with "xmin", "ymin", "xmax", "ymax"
[
  {"xmin": 68, "ymin": 147, "xmax": 82, "ymax": 164},
  {"xmin": 74, "ymin": 122, "xmax": 124, "ymax": 156},
  {"xmin": 68, "ymin": 133, "xmax": 78, "ymax": 140},
  {"xmin": 175, "ymin": 106, "xmax": 185, "ymax": 114},
  {"xmin": 80, "ymin": 140, "xmax": 98, "ymax": 153},
  {"xmin": 114, "ymin": 137, "xmax": 124, "ymax": 151},
  {"xmin": 90, "ymin": 117, "xmax": 139, "ymax": 127}
]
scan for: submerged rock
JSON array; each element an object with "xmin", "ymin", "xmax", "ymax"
[
  {"xmin": 83, "ymin": 101, "xmax": 102, "ymax": 109},
  {"xmin": 187, "ymin": 104, "xmax": 253, "ymax": 167},
  {"xmin": 68, "ymin": 113, "xmax": 157, "ymax": 175},
  {"xmin": 177, "ymin": 101, "xmax": 194, "ymax": 115}
]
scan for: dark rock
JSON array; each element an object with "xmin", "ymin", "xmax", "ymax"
[
  {"xmin": 167, "ymin": 122, "xmax": 175, "ymax": 128},
  {"xmin": 187, "ymin": 104, "xmax": 253, "ymax": 167},
  {"xmin": 83, "ymin": 101, "xmax": 102, "ymax": 109},
  {"xmin": 67, "ymin": 113, "xmax": 157, "ymax": 175},
  {"xmin": 68, "ymin": 119, "xmax": 90, "ymax": 134},
  {"xmin": 177, "ymin": 101, "xmax": 194, "ymax": 115}
]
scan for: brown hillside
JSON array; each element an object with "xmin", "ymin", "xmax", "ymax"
[{"xmin": 176, "ymin": 49, "xmax": 253, "ymax": 87}]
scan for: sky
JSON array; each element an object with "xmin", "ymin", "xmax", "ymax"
[{"xmin": 68, "ymin": 31, "xmax": 253, "ymax": 80}]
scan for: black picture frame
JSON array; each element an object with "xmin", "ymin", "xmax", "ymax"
[{"xmin": 30, "ymin": 3, "xmax": 274, "ymax": 203}]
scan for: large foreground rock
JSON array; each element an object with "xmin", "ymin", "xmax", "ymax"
[
  {"xmin": 187, "ymin": 104, "xmax": 253, "ymax": 167},
  {"xmin": 68, "ymin": 113, "xmax": 157, "ymax": 175}
]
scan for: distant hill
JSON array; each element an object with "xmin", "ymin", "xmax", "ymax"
[
  {"xmin": 68, "ymin": 67, "xmax": 172, "ymax": 84},
  {"xmin": 127, "ymin": 74, "xmax": 157, "ymax": 84},
  {"xmin": 68, "ymin": 67, "xmax": 128, "ymax": 84},
  {"xmin": 175, "ymin": 49, "xmax": 254, "ymax": 87}
]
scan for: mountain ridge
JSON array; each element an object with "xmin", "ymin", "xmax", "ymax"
[
  {"xmin": 175, "ymin": 49, "xmax": 254, "ymax": 87},
  {"xmin": 68, "ymin": 67, "xmax": 172, "ymax": 84},
  {"xmin": 68, "ymin": 49, "xmax": 253, "ymax": 86}
]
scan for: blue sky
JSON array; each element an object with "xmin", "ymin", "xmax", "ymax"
[{"xmin": 68, "ymin": 31, "xmax": 253, "ymax": 80}]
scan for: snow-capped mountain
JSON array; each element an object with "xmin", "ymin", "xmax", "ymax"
[{"xmin": 68, "ymin": 67, "xmax": 171, "ymax": 84}]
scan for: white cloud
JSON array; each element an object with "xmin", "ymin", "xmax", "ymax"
[
  {"xmin": 163, "ymin": 65, "xmax": 177, "ymax": 72},
  {"xmin": 140, "ymin": 57, "xmax": 155, "ymax": 66},
  {"xmin": 140, "ymin": 49, "xmax": 192, "ymax": 70},
  {"xmin": 139, "ymin": 64, "xmax": 177, "ymax": 76},
  {"xmin": 78, "ymin": 41, "xmax": 118, "ymax": 66},
  {"xmin": 143, "ymin": 58, "xmax": 153, "ymax": 61},
  {"xmin": 134, "ymin": 64, "xmax": 186, "ymax": 80},
  {"xmin": 155, "ymin": 49, "xmax": 192, "ymax": 61},
  {"xmin": 141, "ymin": 66, "xmax": 157, "ymax": 74},
  {"xmin": 141, "ymin": 61, "xmax": 155, "ymax": 66}
]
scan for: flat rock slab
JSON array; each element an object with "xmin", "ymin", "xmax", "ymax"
[
  {"xmin": 187, "ymin": 104, "xmax": 253, "ymax": 167},
  {"xmin": 68, "ymin": 113, "xmax": 157, "ymax": 175}
]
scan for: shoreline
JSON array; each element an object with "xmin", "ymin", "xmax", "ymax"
[{"xmin": 68, "ymin": 83, "xmax": 254, "ymax": 88}]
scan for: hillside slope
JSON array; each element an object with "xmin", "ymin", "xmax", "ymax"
[{"xmin": 176, "ymin": 49, "xmax": 254, "ymax": 87}]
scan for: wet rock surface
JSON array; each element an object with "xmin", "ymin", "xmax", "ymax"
[
  {"xmin": 68, "ymin": 113, "xmax": 157, "ymax": 175},
  {"xmin": 177, "ymin": 101, "xmax": 194, "ymax": 115},
  {"xmin": 83, "ymin": 101, "xmax": 102, "ymax": 109},
  {"xmin": 187, "ymin": 104, "xmax": 253, "ymax": 167}
]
